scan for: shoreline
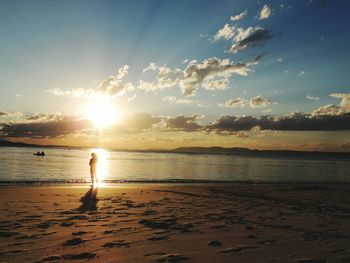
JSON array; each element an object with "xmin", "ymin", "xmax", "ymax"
[{"xmin": 1, "ymin": 180, "xmax": 350, "ymax": 187}]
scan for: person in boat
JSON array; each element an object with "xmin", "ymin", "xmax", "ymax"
[
  {"xmin": 89, "ymin": 153, "xmax": 98, "ymax": 185},
  {"xmin": 33, "ymin": 151, "xmax": 45, "ymax": 156}
]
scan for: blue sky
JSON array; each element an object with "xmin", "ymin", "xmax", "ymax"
[{"xmin": 0, "ymin": 0, "xmax": 350, "ymax": 150}]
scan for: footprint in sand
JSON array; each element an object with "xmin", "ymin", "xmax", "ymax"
[
  {"xmin": 63, "ymin": 252, "xmax": 96, "ymax": 260},
  {"xmin": 148, "ymin": 235, "xmax": 169, "ymax": 241},
  {"xmin": 220, "ymin": 245, "xmax": 259, "ymax": 253},
  {"xmin": 297, "ymin": 259, "xmax": 327, "ymax": 263},
  {"xmin": 155, "ymin": 254, "xmax": 189, "ymax": 262},
  {"xmin": 207, "ymin": 240, "xmax": 222, "ymax": 246},
  {"xmin": 102, "ymin": 240, "xmax": 130, "ymax": 248},
  {"xmin": 62, "ymin": 237, "xmax": 85, "ymax": 246}
]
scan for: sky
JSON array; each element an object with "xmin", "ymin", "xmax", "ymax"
[{"xmin": 0, "ymin": 0, "xmax": 350, "ymax": 151}]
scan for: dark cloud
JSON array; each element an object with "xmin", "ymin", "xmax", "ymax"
[
  {"xmin": 165, "ymin": 115, "xmax": 203, "ymax": 132},
  {"xmin": 26, "ymin": 113, "xmax": 60, "ymax": 121},
  {"xmin": 0, "ymin": 112, "xmax": 162, "ymax": 138},
  {"xmin": 206, "ymin": 113, "xmax": 350, "ymax": 132},
  {"xmin": 2, "ymin": 107, "xmax": 350, "ymax": 139},
  {"xmin": 1, "ymin": 117, "xmax": 92, "ymax": 138},
  {"xmin": 229, "ymin": 28, "xmax": 273, "ymax": 53}
]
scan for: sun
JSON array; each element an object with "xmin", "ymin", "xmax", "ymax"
[{"xmin": 83, "ymin": 100, "xmax": 120, "ymax": 128}]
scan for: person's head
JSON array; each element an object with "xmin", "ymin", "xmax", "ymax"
[{"xmin": 91, "ymin": 152, "xmax": 97, "ymax": 159}]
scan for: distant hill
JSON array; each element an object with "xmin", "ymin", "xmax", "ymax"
[
  {"xmin": 0, "ymin": 140, "xmax": 42, "ymax": 148},
  {"xmin": 172, "ymin": 146, "xmax": 350, "ymax": 159},
  {"xmin": 0, "ymin": 140, "xmax": 67, "ymax": 149}
]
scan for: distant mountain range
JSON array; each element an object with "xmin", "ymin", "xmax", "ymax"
[
  {"xmin": 171, "ymin": 146, "xmax": 350, "ymax": 158},
  {"xmin": 0, "ymin": 140, "xmax": 43, "ymax": 148},
  {"xmin": 1, "ymin": 140, "xmax": 349, "ymax": 158}
]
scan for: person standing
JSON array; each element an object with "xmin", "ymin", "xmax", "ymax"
[{"xmin": 89, "ymin": 153, "xmax": 98, "ymax": 185}]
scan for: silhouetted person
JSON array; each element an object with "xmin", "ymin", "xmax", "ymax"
[
  {"xmin": 89, "ymin": 152, "xmax": 98, "ymax": 185},
  {"xmin": 41, "ymin": 150, "xmax": 45, "ymax": 156}
]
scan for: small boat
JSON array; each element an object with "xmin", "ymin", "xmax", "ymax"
[{"xmin": 33, "ymin": 151, "xmax": 45, "ymax": 156}]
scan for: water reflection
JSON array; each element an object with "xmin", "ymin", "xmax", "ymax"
[
  {"xmin": 0, "ymin": 147, "xmax": 349, "ymax": 182},
  {"xmin": 78, "ymin": 187, "xmax": 98, "ymax": 211}
]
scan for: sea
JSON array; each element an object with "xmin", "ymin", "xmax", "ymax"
[{"xmin": 0, "ymin": 146, "xmax": 349, "ymax": 184}]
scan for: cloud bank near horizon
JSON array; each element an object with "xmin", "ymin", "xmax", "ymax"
[{"xmin": 1, "ymin": 93, "xmax": 349, "ymax": 139}]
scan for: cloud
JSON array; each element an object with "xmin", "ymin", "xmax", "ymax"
[
  {"xmin": 202, "ymin": 78, "xmax": 230, "ymax": 90},
  {"xmin": 330, "ymin": 93, "xmax": 350, "ymax": 112},
  {"xmin": 206, "ymin": 112, "xmax": 350, "ymax": 132},
  {"xmin": 163, "ymin": 96, "xmax": 177, "ymax": 102},
  {"xmin": 96, "ymin": 65, "xmax": 134, "ymax": 97},
  {"xmin": 221, "ymin": 95, "xmax": 272, "ymax": 108},
  {"xmin": 298, "ymin": 70, "xmax": 305, "ymax": 77},
  {"xmin": 311, "ymin": 93, "xmax": 350, "ymax": 116},
  {"xmin": 165, "ymin": 115, "xmax": 203, "ymax": 132},
  {"xmin": 230, "ymin": 10, "xmax": 248, "ymax": 21},
  {"xmin": 139, "ymin": 63, "xmax": 182, "ymax": 92},
  {"xmin": 259, "ymin": 4, "xmax": 271, "ymax": 20},
  {"xmin": 214, "ymin": 24, "xmax": 235, "ymax": 41},
  {"xmin": 223, "ymin": 98, "xmax": 247, "ymax": 108},
  {"xmin": 228, "ymin": 27, "xmax": 273, "ymax": 53},
  {"xmin": 0, "ymin": 116, "xmax": 92, "ymax": 138},
  {"xmin": 127, "ymin": 94, "xmax": 136, "ymax": 101},
  {"xmin": 116, "ymin": 65, "xmax": 129, "ymax": 79},
  {"xmin": 312, "ymin": 104, "xmax": 343, "ymax": 116},
  {"xmin": 2, "ymin": 95, "xmax": 350, "ymax": 139},
  {"xmin": 176, "ymin": 99, "xmax": 193, "ymax": 104},
  {"xmin": 179, "ymin": 57, "xmax": 258, "ymax": 96},
  {"xmin": 0, "ymin": 112, "xmax": 163, "ymax": 138},
  {"xmin": 307, "ymin": 95, "xmax": 319, "ymax": 101},
  {"xmin": 26, "ymin": 113, "xmax": 61, "ymax": 122},
  {"xmin": 249, "ymin": 95, "xmax": 271, "ymax": 108},
  {"xmin": 163, "ymin": 96, "xmax": 193, "ymax": 105},
  {"xmin": 143, "ymin": 62, "xmax": 158, "ymax": 73},
  {"xmin": 140, "ymin": 56, "xmax": 261, "ymax": 96},
  {"xmin": 47, "ymin": 65, "xmax": 134, "ymax": 99},
  {"xmin": 233, "ymin": 26, "xmax": 254, "ymax": 42},
  {"xmin": 262, "ymin": 108, "xmax": 272, "ymax": 113},
  {"xmin": 47, "ymin": 88, "xmax": 94, "ymax": 98}
]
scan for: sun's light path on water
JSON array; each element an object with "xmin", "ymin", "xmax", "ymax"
[
  {"xmin": 83, "ymin": 99, "xmax": 120, "ymax": 129},
  {"xmin": 90, "ymin": 148, "xmax": 108, "ymax": 187}
]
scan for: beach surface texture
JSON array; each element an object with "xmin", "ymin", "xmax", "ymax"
[{"xmin": 0, "ymin": 183, "xmax": 349, "ymax": 262}]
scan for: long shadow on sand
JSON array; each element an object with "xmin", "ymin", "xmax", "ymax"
[{"xmin": 78, "ymin": 187, "xmax": 98, "ymax": 212}]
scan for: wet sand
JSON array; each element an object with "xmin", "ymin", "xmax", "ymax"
[{"xmin": 0, "ymin": 183, "xmax": 349, "ymax": 262}]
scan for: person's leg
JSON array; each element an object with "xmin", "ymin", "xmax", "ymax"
[{"xmin": 90, "ymin": 168, "xmax": 94, "ymax": 185}]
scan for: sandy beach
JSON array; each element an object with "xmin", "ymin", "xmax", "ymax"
[{"xmin": 0, "ymin": 183, "xmax": 349, "ymax": 263}]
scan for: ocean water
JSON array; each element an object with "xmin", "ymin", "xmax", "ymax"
[{"xmin": 0, "ymin": 146, "xmax": 349, "ymax": 183}]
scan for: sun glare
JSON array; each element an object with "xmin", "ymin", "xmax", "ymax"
[{"xmin": 83, "ymin": 100, "xmax": 120, "ymax": 128}]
